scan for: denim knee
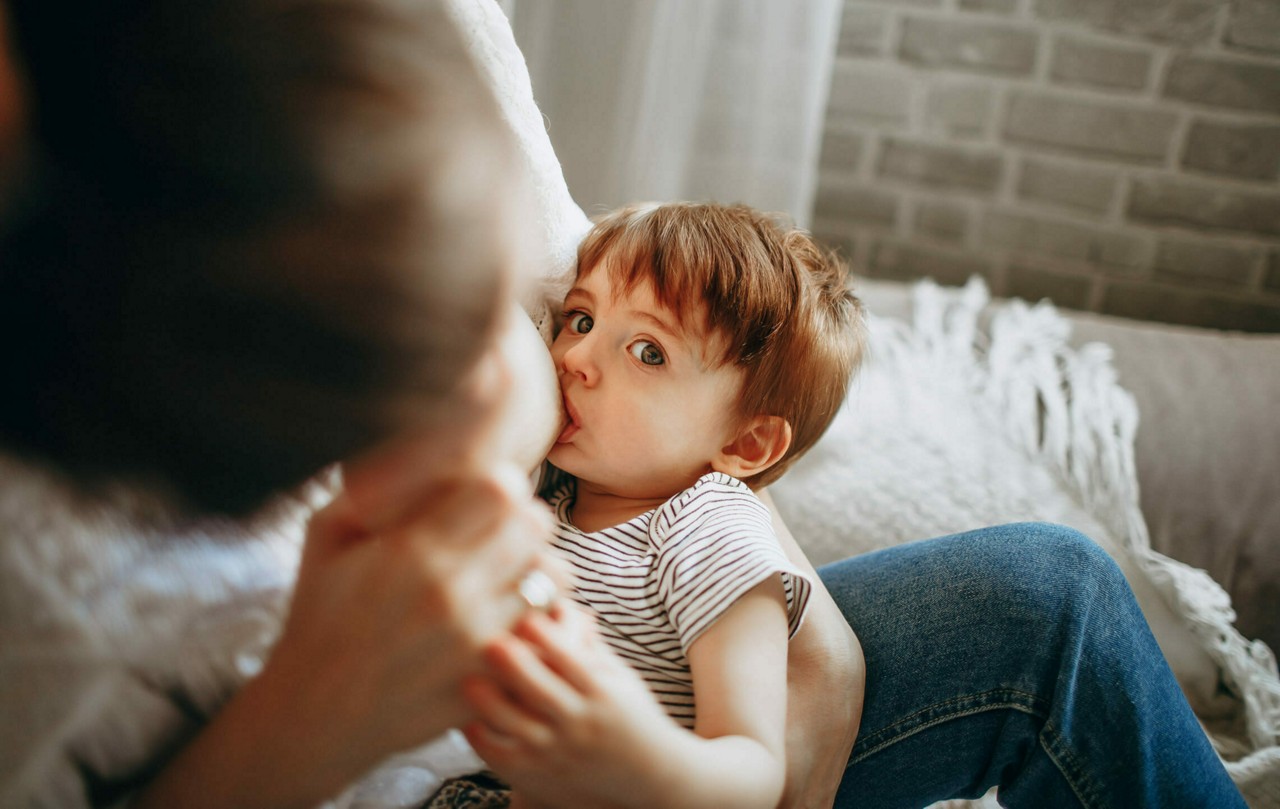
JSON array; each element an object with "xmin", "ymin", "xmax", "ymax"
[
  {"xmin": 982, "ymin": 522, "xmax": 1124, "ymax": 587},
  {"xmin": 959, "ymin": 522, "xmax": 1135, "ymax": 635}
]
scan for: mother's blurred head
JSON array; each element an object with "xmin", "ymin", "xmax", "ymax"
[{"xmin": 0, "ymin": 0, "xmax": 533, "ymax": 515}]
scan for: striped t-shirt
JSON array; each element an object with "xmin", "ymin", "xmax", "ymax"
[{"xmin": 546, "ymin": 471, "xmax": 812, "ymax": 729}]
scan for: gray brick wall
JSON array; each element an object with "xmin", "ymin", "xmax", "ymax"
[{"xmin": 814, "ymin": 0, "xmax": 1280, "ymax": 332}]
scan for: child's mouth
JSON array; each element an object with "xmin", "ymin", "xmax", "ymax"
[
  {"xmin": 557, "ymin": 396, "xmax": 581, "ymax": 443},
  {"xmin": 556, "ymin": 421, "xmax": 579, "ymax": 443}
]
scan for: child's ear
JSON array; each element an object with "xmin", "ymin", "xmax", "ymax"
[{"xmin": 713, "ymin": 415, "xmax": 792, "ymax": 480}]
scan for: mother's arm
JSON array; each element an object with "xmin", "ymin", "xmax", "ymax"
[{"xmin": 758, "ymin": 488, "xmax": 865, "ymax": 809}]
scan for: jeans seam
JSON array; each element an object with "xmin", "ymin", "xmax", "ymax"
[
  {"xmin": 847, "ymin": 688, "xmax": 1049, "ymax": 767},
  {"xmin": 1039, "ymin": 721, "xmax": 1103, "ymax": 809},
  {"xmin": 848, "ymin": 689, "xmax": 1104, "ymax": 809}
]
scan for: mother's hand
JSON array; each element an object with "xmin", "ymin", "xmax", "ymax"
[
  {"xmin": 136, "ymin": 462, "xmax": 560, "ymax": 809},
  {"xmin": 273, "ymin": 463, "xmax": 560, "ymax": 761}
]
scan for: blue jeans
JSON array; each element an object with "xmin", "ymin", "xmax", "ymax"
[{"xmin": 819, "ymin": 523, "xmax": 1245, "ymax": 808}]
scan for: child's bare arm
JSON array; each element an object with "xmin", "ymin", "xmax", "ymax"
[
  {"xmin": 682, "ymin": 575, "xmax": 790, "ymax": 807},
  {"xmin": 462, "ymin": 586, "xmax": 790, "ymax": 809}
]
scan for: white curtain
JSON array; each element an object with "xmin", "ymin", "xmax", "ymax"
[{"xmin": 504, "ymin": 0, "xmax": 842, "ymax": 227}]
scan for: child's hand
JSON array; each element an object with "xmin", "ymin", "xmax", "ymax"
[{"xmin": 461, "ymin": 602, "xmax": 680, "ymax": 809}]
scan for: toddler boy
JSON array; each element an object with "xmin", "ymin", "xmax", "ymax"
[{"xmin": 462, "ymin": 202, "xmax": 865, "ymax": 809}]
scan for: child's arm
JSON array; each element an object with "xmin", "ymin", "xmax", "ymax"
[
  {"xmin": 681, "ymin": 574, "xmax": 790, "ymax": 805},
  {"xmin": 462, "ymin": 582, "xmax": 790, "ymax": 809}
]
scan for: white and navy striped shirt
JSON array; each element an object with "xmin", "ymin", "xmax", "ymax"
[{"xmin": 547, "ymin": 471, "xmax": 812, "ymax": 729}]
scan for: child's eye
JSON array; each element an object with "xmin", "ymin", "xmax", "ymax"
[
  {"xmin": 629, "ymin": 341, "xmax": 665, "ymax": 366},
  {"xmin": 566, "ymin": 312, "xmax": 593, "ymax": 334}
]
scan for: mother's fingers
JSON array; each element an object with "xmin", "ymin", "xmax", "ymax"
[
  {"xmin": 398, "ymin": 462, "xmax": 543, "ymax": 549},
  {"xmin": 361, "ymin": 466, "xmax": 568, "ymax": 653},
  {"xmin": 379, "ymin": 466, "xmax": 551, "ymax": 594},
  {"xmin": 304, "ymin": 461, "xmax": 539, "ymax": 564}
]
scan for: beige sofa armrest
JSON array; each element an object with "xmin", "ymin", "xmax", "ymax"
[{"xmin": 1065, "ymin": 311, "xmax": 1280, "ymax": 655}]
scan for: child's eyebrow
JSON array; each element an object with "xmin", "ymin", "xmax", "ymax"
[
  {"xmin": 636, "ymin": 309, "xmax": 681, "ymax": 338},
  {"xmin": 565, "ymin": 282, "xmax": 688, "ymax": 343}
]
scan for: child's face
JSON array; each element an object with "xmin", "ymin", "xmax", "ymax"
[{"xmin": 548, "ymin": 267, "xmax": 746, "ymax": 500}]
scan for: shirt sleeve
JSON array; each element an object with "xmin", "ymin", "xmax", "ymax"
[{"xmin": 650, "ymin": 473, "xmax": 812, "ymax": 653}]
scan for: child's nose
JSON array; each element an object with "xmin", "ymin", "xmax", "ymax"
[{"xmin": 560, "ymin": 335, "xmax": 600, "ymax": 386}]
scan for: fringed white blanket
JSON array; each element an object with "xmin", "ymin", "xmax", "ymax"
[{"xmin": 772, "ymin": 278, "xmax": 1280, "ymax": 807}]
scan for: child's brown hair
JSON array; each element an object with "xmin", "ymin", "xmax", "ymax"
[{"xmin": 576, "ymin": 202, "xmax": 865, "ymax": 488}]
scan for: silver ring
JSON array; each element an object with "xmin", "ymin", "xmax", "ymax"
[{"xmin": 517, "ymin": 569, "xmax": 558, "ymax": 611}]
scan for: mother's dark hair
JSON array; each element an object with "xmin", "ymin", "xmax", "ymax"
[{"xmin": 0, "ymin": 0, "xmax": 522, "ymax": 516}]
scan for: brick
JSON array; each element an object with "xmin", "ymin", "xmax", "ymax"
[
  {"xmin": 1181, "ymin": 120, "xmax": 1280, "ymax": 180},
  {"xmin": 899, "ymin": 17, "xmax": 1039, "ymax": 75},
  {"xmin": 1153, "ymin": 237, "xmax": 1263, "ymax": 288},
  {"xmin": 1034, "ymin": 0, "xmax": 1219, "ymax": 46},
  {"xmin": 814, "ymin": 181, "xmax": 900, "ymax": 228},
  {"xmin": 1266, "ymin": 250, "xmax": 1280, "ymax": 293},
  {"xmin": 1226, "ymin": 0, "xmax": 1280, "ymax": 55},
  {"xmin": 982, "ymin": 210, "xmax": 1148, "ymax": 269},
  {"xmin": 960, "ymin": 0, "xmax": 1019, "ymax": 13},
  {"xmin": 925, "ymin": 83, "xmax": 995, "ymax": 137},
  {"xmin": 827, "ymin": 62, "xmax": 913, "ymax": 127},
  {"xmin": 877, "ymin": 138, "xmax": 1005, "ymax": 193},
  {"xmin": 818, "ymin": 128, "xmax": 866, "ymax": 173},
  {"xmin": 1128, "ymin": 177, "xmax": 1280, "ymax": 237},
  {"xmin": 870, "ymin": 240, "xmax": 993, "ymax": 286},
  {"xmin": 1102, "ymin": 281, "xmax": 1280, "ymax": 332},
  {"xmin": 838, "ymin": 5, "xmax": 890, "ymax": 56},
  {"xmin": 1016, "ymin": 157, "xmax": 1118, "ymax": 214},
  {"xmin": 1049, "ymin": 35, "xmax": 1153, "ymax": 91},
  {"xmin": 1006, "ymin": 263, "xmax": 1094, "ymax": 309},
  {"xmin": 1163, "ymin": 55, "xmax": 1280, "ymax": 114},
  {"xmin": 1003, "ymin": 92, "xmax": 1177, "ymax": 164},
  {"xmin": 914, "ymin": 200, "xmax": 971, "ymax": 242}
]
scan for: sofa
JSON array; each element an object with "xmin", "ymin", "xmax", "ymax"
[{"xmin": 769, "ymin": 276, "xmax": 1280, "ymax": 807}]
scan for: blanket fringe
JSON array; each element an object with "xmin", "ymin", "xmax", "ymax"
[{"xmin": 905, "ymin": 279, "xmax": 1280, "ymax": 757}]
